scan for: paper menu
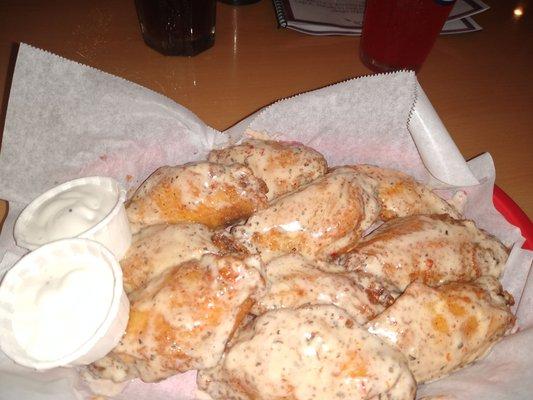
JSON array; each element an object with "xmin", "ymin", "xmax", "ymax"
[
  {"xmin": 0, "ymin": 44, "xmax": 532, "ymax": 400},
  {"xmin": 448, "ymin": 0, "xmax": 490, "ymax": 21},
  {"xmin": 274, "ymin": 0, "xmax": 488, "ymax": 36}
]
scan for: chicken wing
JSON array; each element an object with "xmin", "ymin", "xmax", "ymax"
[
  {"xmin": 346, "ymin": 165, "xmax": 461, "ymax": 220},
  {"xmin": 231, "ymin": 167, "xmax": 381, "ymax": 261},
  {"xmin": 366, "ymin": 276, "xmax": 515, "ymax": 383},
  {"xmin": 89, "ymin": 254, "xmax": 264, "ymax": 383},
  {"xmin": 198, "ymin": 305, "xmax": 416, "ymax": 400},
  {"xmin": 120, "ymin": 223, "xmax": 220, "ymax": 293},
  {"xmin": 252, "ymin": 254, "xmax": 393, "ymax": 324},
  {"xmin": 338, "ymin": 214, "xmax": 508, "ymax": 293},
  {"xmin": 208, "ymin": 139, "xmax": 328, "ymax": 200},
  {"xmin": 126, "ymin": 162, "xmax": 268, "ymax": 232}
]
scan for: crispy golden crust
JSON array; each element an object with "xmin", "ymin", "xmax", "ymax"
[
  {"xmin": 91, "ymin": 254, "xmax": 264, "ymax": 383},
  {"xmin": 126, "ymin": 162, "xmax": 268, "ymax": 231},
  {"xmin": 343, "ymin": 165, "xmax": 461, "ymax": 220},
  {"xmin": 251, "ymin": 254, "xmax": 391, "ymax": 325},
  {"xmin": 231, "ymin": 168, "xmax": 380, "ymax": 261},
  {"xmin": 209, "ymin": 139, "xmax": 328, "ymax": 201},
  {"xmin": 198, "ymin": 306, "xmax": 416, "ymax": 400},
  {"xmin": 120, "ymin": 223, "xmax": 220, "ymax": 293},
  {"xmin": 339, "ymin": 214, "xmax": 509, "ymax": 292},
  {"xmin": 367, "ymin": 277, "xmax": 515, "ymax": 383}
]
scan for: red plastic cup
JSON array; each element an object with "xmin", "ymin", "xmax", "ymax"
[{"xmin": 360, "ymin": 0, "xmax": 457, "ymax": 72}]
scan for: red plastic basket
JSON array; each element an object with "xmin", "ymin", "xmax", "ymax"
[{"xmin": 493, "ymin": 185, "xmax": 533, "ymax": 250}]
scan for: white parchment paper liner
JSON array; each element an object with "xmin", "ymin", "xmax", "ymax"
[{"xmin": 0, "ymin": 44, "xmax": 531, "ymax": 400}]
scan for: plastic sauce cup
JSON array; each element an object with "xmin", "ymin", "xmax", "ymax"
[
  {"xmin": 14, "ymin": 176, "xmax": 132, "ymax": 260},
  {"xmin": 0, "ymin": 238, "xmax": 129, "ymax": 370}
]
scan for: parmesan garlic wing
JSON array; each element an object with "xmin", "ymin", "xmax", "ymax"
[
  {"xmin": 231, "ymin": 167, "xmax": 381, "ymax": 261},
  {"xmin": 88, "ymin": 140, "xmax": 514, "ymax": 397},
  {"xmin": 208, "ymin": 139, "xmax": 328, "ymax": 200},
  {"xmin": 339, "ymin": 214, "xmax": 508, "ymax": 293},
  {"xmin": 120, "ymin": 223, "xmax": 220, "ymax": 293},
  {"xmin": 89, "ymin": 254, "xmax": 264, "ymax": 383},
  {"xmin": 126, "ymin": 162, "xmax": 268, "ymax": 232},
  {"xmin": 346, "ymin": 164, "xmax": 461, "ymax": 220},
  {"xmin": 198, "ymin": 305, "xmax": 416, "ymax": 400},
  {"xmin": 252, "ymin": 254, "xmax": 393, "ymax": 324},
  {"xmin": 367, "ymin": 276, "xmax": 515, "ymax": 383}
]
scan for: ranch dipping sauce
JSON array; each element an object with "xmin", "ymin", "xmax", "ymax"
[
  {"xmin": 25, "ymin": 183, "xmax": 116, "ymax": 244},
  {"xmin": 0, "ymin": 239, "xmax": 130, "ymax": 369},
  {"xmin": 10, "ymin": 253, "xmax": 113, "ymax": 361},
  {"xmin": 14, "ymin": 176, "xmax": 132, "ymax": 259}
]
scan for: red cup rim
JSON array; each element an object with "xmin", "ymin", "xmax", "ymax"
[{"xmin": 493, "ymin": 185, "xmax": 533, "ymax": 250}]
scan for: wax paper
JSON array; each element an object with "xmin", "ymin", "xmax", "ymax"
[{"xmin": 0, "ymin": 44, "xmax": 531, "ymax": 400}]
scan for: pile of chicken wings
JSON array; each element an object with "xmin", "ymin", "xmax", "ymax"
[{"xmin": 89, "ymin": 138, "xmax": 514, "ymax": 400}]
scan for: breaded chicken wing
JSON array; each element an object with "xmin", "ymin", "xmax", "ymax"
[
  {"xmin": 198, "ymin": 305, "xmax": 416, "ymax": 400},
  {"xmin": 252, "ymin": 254, "xmax": 393, "ymax": 324},
  {"xmin": 231, "ymin": 167, "xmax": 380, "ymax": 261},
  {"xmin": 120, "ymin": 223, "xmax": 219, "ymax": 293},
  {"xmin": 208, "ymin": 139, "xmax": 328, "ymax": 200},
  {"xmin": 89, "ymin": 254, "xmax": 264, "ymax": 383},
  {"xmin": 367, "ymin": 277, "xmax": 515, "ymax": 383},
  {"xmin": 347, "ymin": 165, "xmax": 461, "ymax": 220},
  {"xmin": 338, "ymin": 214, "xmax": 508, "ymax": 293},
  {"xmin": 126, "ymin": 162, "xmax": 268, "ymax": 232}
]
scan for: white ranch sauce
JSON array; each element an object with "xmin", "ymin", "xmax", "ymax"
[
  {"xmin": 11, "ymin": 254, "xmax": 113, "ymax": 361},
  {"xmin": 25, "ymin": 183, "xmax": 117, "ymax": 245}
]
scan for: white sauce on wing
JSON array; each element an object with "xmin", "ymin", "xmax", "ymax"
[
  {"xmin": 208, "ymin": 139, "xmax": 328, "ymax": 201},
  {"xmin": 252, "ymin": 254, "xmax": 388, "ymax": 324},
  {"xmin": 366, "ymin": 278, "xmax": 514, "ymax": 383},
  {"xmin": 340, "ymin": 214, "xmax": 508, "ymax": 292},
  {"xmin": 198, "ymin": 305, "xmax": 417, "ymax": 400},
  {"xmin": 121, "ymin": 223, "xmax": 219, "ymax": 293},
  {"xmin": 231, "ymin": 168, "xmax": 381, "ymax": 261}
]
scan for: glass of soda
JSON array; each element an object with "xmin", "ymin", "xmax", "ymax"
[
  {"xmin": 360, "ymin": 0, "xmax": 457, "ymax": 72},
  {"xmin": 134, "ymin": 0, "xmax": 217, "ymax": 56}
]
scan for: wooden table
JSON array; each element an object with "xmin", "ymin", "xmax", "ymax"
[{"xmin": 0, "ymin": 0, "xmax": 532, "ymax": 228}]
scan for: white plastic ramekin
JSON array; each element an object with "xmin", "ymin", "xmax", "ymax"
[
  {"xmin": 0, "ymin": 238, "xmax": 130, "ymax": 370},
  {"xmin": 14, "ymin": 176, "xmax": 132, "ymax": 259}
]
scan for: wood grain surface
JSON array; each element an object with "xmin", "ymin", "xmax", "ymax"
[{"xmin": 0, "ymin": 0, "xmax": 531, "ymax": 229}]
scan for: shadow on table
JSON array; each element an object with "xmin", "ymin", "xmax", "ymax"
[
  {"xmin": 0, "ymin": 42, "xmax": 19, "ymax": 154},
  {"xmin": 0, "ymin": 43, "xmax": 18, "ymax": 231}
]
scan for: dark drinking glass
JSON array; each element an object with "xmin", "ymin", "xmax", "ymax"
[
  {"xmin": 134, "ymin": 0, "xmax": 217, "ymax": 56},
  {"xmin": 219, "ymin": 0, "xmax": 260, "ymax": 4},
  {"xmin": 360, "ymin": 0, "xmax": 456, "ymax": 72}
]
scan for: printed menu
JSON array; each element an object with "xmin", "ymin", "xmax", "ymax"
[{"xmin": 273, "ymin": 0, "xmax": 489, "ymax": 36}]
